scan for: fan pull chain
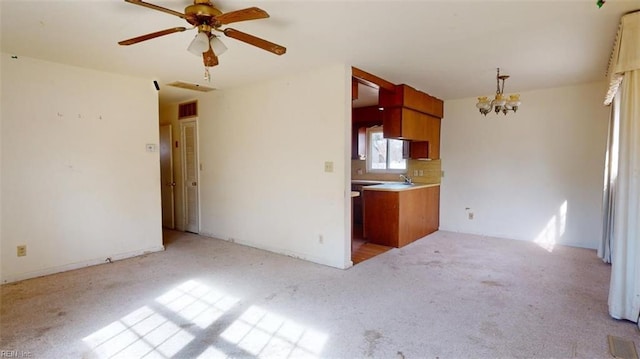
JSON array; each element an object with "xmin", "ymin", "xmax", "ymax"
[{"xmin": 204, "ymin": 67, "xmax": 211, "ymax": 82}]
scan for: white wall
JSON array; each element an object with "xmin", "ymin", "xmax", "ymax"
[
  {"xmin": 1, "ymin": 54, "xmax": 164, "ymax": 283},
  {"xmin": 0, "ymin": 55, "xmax": 4, "ymax": 281},
  {"xmin": 440, "ymin": 81, "xmax": 610, "ymax": 249},
  {"xmin": 161, "ymin": 64, "xmax": 352, "ymax": 268}
]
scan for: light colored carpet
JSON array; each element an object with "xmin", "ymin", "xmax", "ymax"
[{"xmin": 1, "ymin": 230, "xmax": 638, "ymax": 358}]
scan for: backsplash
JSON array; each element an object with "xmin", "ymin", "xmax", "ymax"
[
  {"xmin": 407, "ymin": 159, "xmax": 442, "ymax": 184},
  {"xmin": 351, "ymin": 160, "xmax": 403, "ymax": 181},
  {"xmin": 351, "ymin": 159, "xmax": 442, "ymax": 184}
]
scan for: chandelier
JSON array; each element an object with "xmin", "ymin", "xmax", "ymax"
[{"xmin": 476, "ymin": 68, "xmax": 521, "ymax": 115}]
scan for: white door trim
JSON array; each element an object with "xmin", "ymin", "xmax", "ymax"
[
  {"xmin": 159, "ymin": 124, "xmax": 175, "ymax": 229},
  {"xmin": 180, "ymin": 119, "xmax": 200, "ymax": 233}
]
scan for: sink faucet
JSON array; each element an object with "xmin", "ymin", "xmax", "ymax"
[{"xmin": 400, "ymin": 174, "xmax": 413, "ymax": 184}]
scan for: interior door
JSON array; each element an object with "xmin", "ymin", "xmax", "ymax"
[
  {"xmin": 181, "ymin": 120, "xmax": 199, "ymax": 233},
  {"xmin": 159, "ymin": 124, "xmax": 175, "ymax": 229}
]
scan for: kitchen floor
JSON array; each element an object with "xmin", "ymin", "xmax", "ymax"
[{"xmin": 351, "ymin": 223, "xmax": 392, "ymax": 264}]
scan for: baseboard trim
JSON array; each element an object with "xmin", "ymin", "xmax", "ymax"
[
  {"xmin": 198, "ymin": 231, "xmax": 350, "ymax": 269},
  {"xmin": 1, "ymin": 245, "xmax": 165, "ymax": 284}
]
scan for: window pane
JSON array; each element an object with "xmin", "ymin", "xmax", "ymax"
[
  {"xmin": 370, "ymin": 131, "xmax": 387, "ymax": 170},
  {"xmin": 388, "ymin": 139, "xmax": 407, "ymax": 170}
]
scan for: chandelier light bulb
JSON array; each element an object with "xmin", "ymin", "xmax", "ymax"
[
  {"xmin": 493, "ymin": 94, "xmax": 507, "ymax": 107},
  {"xmin": 507, "ymin": 94, "xmax": 521, "ymax": 107}
]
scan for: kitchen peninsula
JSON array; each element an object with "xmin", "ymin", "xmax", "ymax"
[{"xmin": 363, "ymin": 183, "xmax": 440, "ymax": 248}]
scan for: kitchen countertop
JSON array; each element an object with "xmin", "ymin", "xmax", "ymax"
[
  {"xmin": 351, "ymin": 180, "xmax": 389, "ymax": 185},
  {"xmin": 362, "ymin": 182, "xmax": 440, "ymax": 192}
]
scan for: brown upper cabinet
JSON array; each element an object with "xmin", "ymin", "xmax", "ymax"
[
  {"xmin": 382, "ymin": 108, "xmax": 440, "ymax": 159},
  {"xmin": 380, "ymin": 84, "xmax": 444, "ymax": 119},
  {"xmin": 379, "ymin": 84, "xmax": 443, "ymax": 159},
  {"xmin": 351, "ymin": 69, "xmax": 444, "ymax": 160},
  {"xmin": 382, "ymin": 107, "xmax": 430, "ymax": 140}
]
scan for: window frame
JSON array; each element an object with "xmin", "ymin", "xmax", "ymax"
[{"xmin": 365, "ymin": 126, "xmax": 407, "ymax": 173}]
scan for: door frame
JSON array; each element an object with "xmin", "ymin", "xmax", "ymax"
[
  {"xmin": 159, "ymin": 124, "xmax": 175, "ymax": 229},
  {"xmin": 180, "ymin": 118, "xmax": 200, "ymax": 233}
]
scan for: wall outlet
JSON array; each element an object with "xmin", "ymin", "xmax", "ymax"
[
  {"xmin": 17, "ymin": 245, "xmax": 26, "ymax": 257},
  {"xmin": 319, "ymin": 235, "xmax": 324, "ymax": 244},
  {"xmin": 419, "ymin": 170, "xmax": 424, "ymax": 176},
  {"xmin": 357, "ymin": 168, "xmax": 363, "ymax": 175},
  {"xmin": 413, "ymin": 170, "xmax": 418, "ymax": 176},
  {"xmin": 468, "ymin": 212, "xmax": 474, "ymax": 220}
]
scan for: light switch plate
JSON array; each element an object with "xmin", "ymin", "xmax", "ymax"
[
  {"xmin": 324, "ymin": 161, "xmax": 334, "ymax": 173},
  {"xmin": 145, "ymin": 144, "xmax": 157, "ymax": 152}
]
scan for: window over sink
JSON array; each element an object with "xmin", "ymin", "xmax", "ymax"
[{"xmin": 366, "ymin": 126, "xmax": 407, "ymax": 173}]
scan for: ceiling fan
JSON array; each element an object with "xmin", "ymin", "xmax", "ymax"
[{"xmin": 118, "ymin": 0, "xmax": 286, "ymax": 70}]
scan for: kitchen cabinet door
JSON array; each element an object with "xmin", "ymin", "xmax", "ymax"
[
  {"xmin": 383, "ymin": 107, "xmax": 431, "ymax": 141},
  {"xmin": 363, "ymin": 186, "xmax": 440, "ymax": 248},
  {"xmin": 408, "ymin": 117, "xmax": 441, "ymax": 159}
]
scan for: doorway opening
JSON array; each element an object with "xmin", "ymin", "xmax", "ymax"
[{"xmin": 159, "ymin": 99, "xmax": 201, "ymax": 246}]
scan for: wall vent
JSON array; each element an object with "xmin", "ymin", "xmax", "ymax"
[
  {"xmin": 167, "ymin": 81, "xmax": 215, "ymax": 92},
  {"xmin": 178, "ymin": 101, "xmax": 197, "ymax": 119}
]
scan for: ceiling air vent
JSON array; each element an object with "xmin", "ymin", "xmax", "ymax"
[{"xmin": 167, "ymin": 81, "xmax": 215, "ymax": 93}]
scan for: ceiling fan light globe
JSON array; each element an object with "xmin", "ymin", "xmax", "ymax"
[
  {"xmin": 187, "ymin": 32, "xmax": 210, "ymax": 55},
  {"xmin": 210, "ymin": 37, "xmax": 228, "ymax": 56}
]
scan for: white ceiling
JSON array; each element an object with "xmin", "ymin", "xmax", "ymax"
[{"xmin": 2, "ymin": 1, "xmax": 638, "ymax": 104}]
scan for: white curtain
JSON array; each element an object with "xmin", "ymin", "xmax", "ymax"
[
  {"xmin": 601, "ymin": 11, "xmax": 640, "ymax": 327},
  {"xmin": 599, "ymin": 93, "xmax": 620, "ymax": 264}
]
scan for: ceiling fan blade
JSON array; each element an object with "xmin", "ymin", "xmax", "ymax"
[
  {"xmin": 215, "ymin": 7, "xmax": 269, "ymax": 25},
  {"xmin": 223, "ymin": 28, "xmax": 286, "ymax": 55},
  {"xmin": 118, "ymin": 27, "xmax": 187, "ymax": 45},
  {"xmin": 124, "ymin": 0, "xmax": 186, "ymax": 19},
  {"xmin": 203, "ymin": 48, "xmax": 219, "ymax": 67}
]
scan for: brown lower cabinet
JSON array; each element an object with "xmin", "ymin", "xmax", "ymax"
[{"xmin": 363, "ymin": 185, "xmax": 440, "ymax": 248}]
